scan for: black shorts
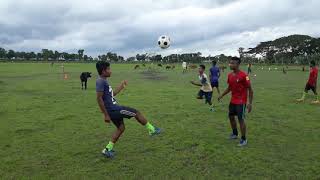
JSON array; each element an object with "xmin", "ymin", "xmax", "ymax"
[
  {"xmin": 229, "ymin": 103, "xmax": 246, "ymax": 121},
  {"xmin": 108, "ymin": 106, "xmax": 138, "ymax": 128},
  {"xmin": 198, "ymin": 90, "xmax": 213, "ymax": 104},
  {"xmin": 211, "ymin": 82, "xmax": 219, "ymax": 88},
  {"xmin": 305, "ymin": 83, "xmax": 317, "ymax": 93}
]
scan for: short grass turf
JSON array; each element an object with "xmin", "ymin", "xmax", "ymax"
[{"xmin": 0, "ymin": 63, "xmax": 319, "ymax": 179}]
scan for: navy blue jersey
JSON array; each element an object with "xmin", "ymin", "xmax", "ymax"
[
  {"xmin": 96, "ymin": 77, "xmax": 121, "ymax": 111},
  {"xmin": 209, "ymin": 66, "xmax": 220, "ymax": 83}
]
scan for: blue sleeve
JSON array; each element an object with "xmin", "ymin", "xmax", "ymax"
[{"xmin": 96, "ymin": 79, "xmax": 105, "ymax": 92}]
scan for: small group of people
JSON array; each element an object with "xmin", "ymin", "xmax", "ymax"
[
  {"xmin": 191, "ymin": 57, "xmax": 253, "ymax": 146},
  {"xmin": 94, "ymin": 57, "xmax": 318, "ymax": 159}
]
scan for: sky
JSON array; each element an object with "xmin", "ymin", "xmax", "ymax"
[{"xmin": 0, "ymin": 0, "xmax": 320, "ymax": 57}]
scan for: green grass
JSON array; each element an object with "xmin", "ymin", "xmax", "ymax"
[{"xmin": 0, "ymin": 62, "xmax": 319, "ymax": 179}]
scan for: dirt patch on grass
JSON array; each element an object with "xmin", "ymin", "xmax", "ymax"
[{"xmin": 140, "ymin": 70, "xmax": 167, "ymax": 81}]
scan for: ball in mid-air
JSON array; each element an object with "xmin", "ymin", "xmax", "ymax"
[{"xmin": 158, "ymin": 35, "xmax": 171, "ymax": 49}]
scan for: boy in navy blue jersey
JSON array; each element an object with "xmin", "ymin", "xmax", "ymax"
[
  {"xmin": 96, "ymin": 61, "xmax": 161, "ymax": 158},
  {"xmin": 209, "ymin": 60, "xmax": 221, "ymax": 96}
]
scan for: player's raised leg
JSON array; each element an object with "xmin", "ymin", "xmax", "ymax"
[{"xmin": 134, "ymin": 110, "xmax": 161, "ymax": 135}]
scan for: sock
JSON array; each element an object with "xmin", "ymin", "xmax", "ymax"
[
  {"xmin": 145, "ymin": 122, "xmax": 155, "ymax": 133},
  {"xmin": 301, "ymin": 92, "xmax": 307, "ymax": 100},
  {"xmin": 106, "ymin": 141, "xmax": 114, "ymax": 151},
  {"xmin": 241, "ymin": 136, "xmax": 246, "ymax": 141},
  {"xmin": 232, "ymin": 128, "xmax": 238, "ymax": 136}
]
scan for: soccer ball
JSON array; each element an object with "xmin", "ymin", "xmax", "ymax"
[{"xmin": 158, "ymin": 35, "xmax": 171, "ymax": 49}]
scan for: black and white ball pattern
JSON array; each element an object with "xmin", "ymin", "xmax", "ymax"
[{"xmin": 158, "ymin": 35, "xmax": 171, "ymax": 49}]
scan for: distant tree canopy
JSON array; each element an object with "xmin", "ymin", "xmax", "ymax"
[
  {"xmin": 1, "ymin": 34, "xmax": 320, "ymax": 64},
  {"xmin": 0, "ymin": 48, "xmax": 95, "ymax": 62}
]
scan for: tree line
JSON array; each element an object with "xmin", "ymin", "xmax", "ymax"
[{"xmin": 0, "ymin": 46, "xmax": 319, "ymax": 65}]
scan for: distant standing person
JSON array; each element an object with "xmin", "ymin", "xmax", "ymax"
[
  {"xmin": 182, "ymin": 61, "xmax": 187, "ymax": 73},
  {"xmin": 297, "ymin": 60, "xmax": 319, "ymax": 104},
  {"xmin": 209, "ymin": 60, "xmax": 221, "ymax": 96},
  {"xmin": 218, "ymin": 57, "xmax": 254, "ymax": 147},
  {"xmin": 61, "ymin": 64, "xmax": 65, "ymax": 73},
  {"xmin": 247, "ymin": 63, "xmax": 252, "ymax": 75}
]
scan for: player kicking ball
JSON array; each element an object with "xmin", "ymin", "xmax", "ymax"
[
  {"xmin": 218, "ymin": 57, "xmax": 254, "ymax": 147},
  {"xmin": 297, "ymin": 60, "xmax": 319, "ymax": 104},
  {"xmin": 190, "ymin": 65, "xmax": 214, "ymax": 111},
  {"xmin": 95, "ymin": 61, "xmax": 161, "ymax": 158}
]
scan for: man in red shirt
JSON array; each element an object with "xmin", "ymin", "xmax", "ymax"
[
  {"xmin": 297, "ymin": 60, "xmax": 319, "ymax": 103},
  {"xmin": 218, "ymin": 57, "xmax": 254, "ymax": 146}
]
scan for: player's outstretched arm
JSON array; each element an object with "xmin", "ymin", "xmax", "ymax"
[
  {"xmin": 218, "ymin": 87, "xmax": 230, "ymax": 101},
  {"xmin": 114, "ymin": 80, "xmax": 128, "ymax": 96},
  {"xmin": 190, "ymin": 81, "xmax": 202, "ymax": 87},
  {"xmin": 96, "ymin": 92, "xmax": 111, "ymax": 123}
]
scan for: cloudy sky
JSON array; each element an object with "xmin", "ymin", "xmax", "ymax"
[{"xmin": 0, "ymin": 0, "xmax": 320, "ymax": 57}]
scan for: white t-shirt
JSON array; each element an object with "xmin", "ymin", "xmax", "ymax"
[
  {"xmin": 199, "ymin": 73, "xmax": 212, "ymax": 92},
  {"xmin": 182, "ymin": 62, "xmax": 187, "ymax": 68}
]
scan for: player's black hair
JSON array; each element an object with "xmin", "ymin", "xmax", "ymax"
[
  {"xmin": 310, "ymin": 60, "xmax": 316, "ymax": 66},
  {"xmin": 199, "ymin": 64, "xmax": 206, "ymax": 70},
  {"xmin": 96, "ymin": 61, "xmax": 110, "ymax": 75},
  {"xmin": 230, "ymin": 56, "xmax": 241, "ymax": 64},
  {"xmin": 212, "ymin": 60, "xmax": 217, "ymax": 66}
]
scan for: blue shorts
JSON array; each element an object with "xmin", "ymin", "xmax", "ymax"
[
  {"xmin": 198, "ymin": 90, "xmax": 213, "ymax": 104},
  {"xmin": 211, "ymin": 81, "xmax": 219, "ymax": 88},
  {"xmin": 107, "ymin": 106, "xmax": 138, "ymax": 128}
]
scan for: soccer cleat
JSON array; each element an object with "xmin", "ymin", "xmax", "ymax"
[
  {"xmin": 102, "ymin": 148, "xmax": 115, "ymax": 158},
  {"xmin": 238, "ymin": 139, "xmax": 248, "ymax": 147},
  {"xmin": 150, "ymin": 127, "xmax": 161, "ymax": 136},
  {"xmin": 296, "ymin": 98, "xmax": 304, "ymax": 102},
  {"xmin": 210, "ymin": 107, "xmax": 215, "ymax": 112},
  {"xmin": 311, "ymin": 100, "xmax": 320, "ymax": 104},
  {"xmin": 229, "ymin": 133, "xmax": 238, "ymax": 139}
]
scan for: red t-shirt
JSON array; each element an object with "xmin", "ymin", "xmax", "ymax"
[
  {"xmin": 307, "ymin": 67, "xmax": 318, "ymax": 86},
  {"xmin": 227, "ymin": 71, "xmax": 251, "ymax": 104}
]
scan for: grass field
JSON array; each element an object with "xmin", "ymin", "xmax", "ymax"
[{"xmin": 0, "ymin": 62, "xmax": 319, "ymax": 179}]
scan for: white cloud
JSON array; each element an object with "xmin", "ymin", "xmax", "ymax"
[{"xmin": 0, "ymin": 0, "xmax": 320, "ymax": 57}]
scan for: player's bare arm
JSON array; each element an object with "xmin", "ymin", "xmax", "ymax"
[
  {"xmin": 218, "ymin": 86, "xmax": 230, "ymax": 101},
  {"xmin": 247, "ymin": 85, "xmax": 254, "ymax": 113},
  {"xmin": 114, "ymin": 80, "xmax": 128, "ymax": 96},
  {"xmin": 96, "ymin": 91, "xmax": 111, "ymax": 123},
  {"xmin": 190, "ymin": 81, "xmax": 202, "ymax": 86}
]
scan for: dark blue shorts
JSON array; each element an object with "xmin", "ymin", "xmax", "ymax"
[
  {"xmin": 198, "ymin": 90, "xmax": 213, "ymax": 104},
  {"xmin": 229, "ymin": 103, "xmax": 246, "ymax": 121},
  {"xmin": 305, "ymin": 83, "xmax": 316, "ymax": 93},
  {"xmin": 211, "ymin": 81, "xmax": 219, "ymax": 88},
  {"xmin": 108, "ymin": 106, "xmax": 138, "ymax": 128}
]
